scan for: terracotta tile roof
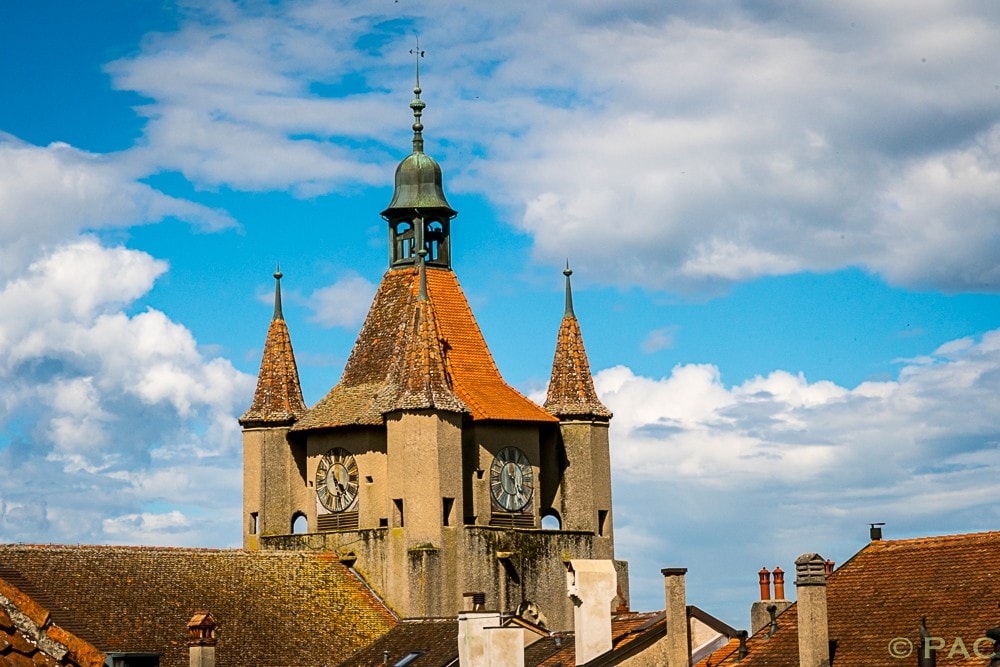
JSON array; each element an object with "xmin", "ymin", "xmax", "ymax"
[
  {"xmin": 533, "ymin": 611, "xmax": 664, "ymax": 666},
  {"xmin": 335, "ymin": 617, "xmax": 458, "ymax": 667},
  {"xmin": 0, "ymin": 573, "xmax": 105, "ymax": 666},
  {"xmin": 379, "ymin": 288, "xmax": 467, "ymax": 414},
  {"xmin": 0, "ymin": 545, "xmax": 396, "ymax": 667},
  {"xmin": 295, "ymin": 267, "xmax": 556, "ymax": 430},
  {"xmin": 543, "ymin": 313, "xmax": 611, "ymax": 420},
  {"xmin": 239, "ymin": 311, "xmax": 307, "ymax": 425},
  {"xmin": 705, "ymin": 531, "xmax": 1000, "ymax": 667}
]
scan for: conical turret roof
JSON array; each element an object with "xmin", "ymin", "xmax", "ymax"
[
  {"xmin": 240, "ymin": 268, "xmax": 307, "ymax": 425},
  {"xmin": 544, "ymin": 265, "xmax": 612, "ymax": 420}
]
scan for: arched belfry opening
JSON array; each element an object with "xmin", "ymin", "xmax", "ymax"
[{"xmin": 386, "ymin": 212, "xmax": 453, "ymax": 268}]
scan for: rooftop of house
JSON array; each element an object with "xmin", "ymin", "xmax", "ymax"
[
  {"xmin": 0, "ymin": 545, "xmax": 396, "ymax": 667},
  {"xmin": 0, "ymin": 572, "xmax": 105, "ymax": 667},
  {"xmin": 701, "ymin": 530, "xmax": 1000, "ymax": 667},
  {"xmin": 294, "ymin": 266, "xmax": 557, "ymax": 430}
]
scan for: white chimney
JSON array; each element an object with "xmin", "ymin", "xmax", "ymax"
[
  {"xmin": 795, "ymin": 553, "xmax": 830, "ymax": 667},
  {"xmin": 566, "ymin": 559, "xmax": 617, "ymax": 665},
  {"xmin": 458, "ymin": 592, "xmax": 503, "ymax": 667}
]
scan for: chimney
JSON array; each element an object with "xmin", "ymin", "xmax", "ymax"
[
  {"xmin": 187, "ymin": 611, "xmax": 217, "ymax": 667},
  {"xmin": 661, "ymin": 568, "xmax": 690, "ymax": 667},
  {"xmin": 566, "ymin": 560, "xmax": 617, "ymax": 665},
  {"xmin": 824, "ymin": 560, "xmax": 834, "ymax": 577},
  {"xmin": 795, "ymin": 554, "xmax": 830, "ymax": 667},
  {"xmin": 758, "ymin": 567, "xmax": 771, "ymax": 600},
  {"xmin": 869, "ymin": 522, "xmax": 885, "ymax": 541},
  {"xmin": 457, "ymin": 593, "xmax": 502, "ymax": 667},
  {"xmin": 484, "ymin": 627, "xmax": 525, "ymax": 667},
  {"xmin": 751, "ymin": 566, "xmax": 791, "ymax": 634},
  {"xmin": 773, "ymin": 566, "xmax": 785, "ymax": 600}
]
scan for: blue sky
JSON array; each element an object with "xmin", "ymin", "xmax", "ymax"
[{"xmin": 1, "ymin": 1, "xmax": 999, "ymax": 627}]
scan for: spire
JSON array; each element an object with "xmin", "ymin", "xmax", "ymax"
[
  {"xmin": 240, "ymin": 268, "xmax": 308, "ymax": 425},
  {"xmin": 273, "ymin": 264, "xmax": 284, "ymax": 320},
  {"xmin": 382, "ymin": 42, "xmax": 457, "ymax": 269},
  {"xmin": 544, "ymin": 265, "xmax": 612, "ymax": 420},
  {"xmin": 563, "ymin": 260, "xmax": 575, "ymax": 317},
  {"xmin": 410, "ymin": 39, "xmax": 425, "ymax": 154}
]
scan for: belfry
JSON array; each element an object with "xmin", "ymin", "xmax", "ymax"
[{"xmin": 241, "ymin": 66, "xmax": 626, "ymax": 631}]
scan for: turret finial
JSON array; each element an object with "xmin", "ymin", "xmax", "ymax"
[
  {"xmin": 273, "ymin": 263, "xmax": 284, "ymax": 321},
  {"xmin": 409, "ymin": 37, "xmax": 426, "ymax": 154},
  {"xmin": 563, "ymin": 260, "xmax": 575, "ymax": 317}
]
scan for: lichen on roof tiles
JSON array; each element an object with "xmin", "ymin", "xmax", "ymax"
[
  {"xmin": 543, "ymin": 312, "xmax": 612, "ymax": 420},
  {"xmin": 294, "ymin": 267, "xmax": 555, "ymax": 431},
  {"xmin": 0, "ymin": 545, "xmax": 396, "ymax": 667},
  {"xmin": 240, "ymin": 314, "xmax": 307, "ymax": 425}
]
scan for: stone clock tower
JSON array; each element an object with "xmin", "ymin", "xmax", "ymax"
[{"xmin": 240, "ymin": 72, "xmax": 625, "ymax": 631}]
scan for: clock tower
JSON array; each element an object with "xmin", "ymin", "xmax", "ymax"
[{"xmin": 241, "ymin": 71, "xmax": 626, "ymax": 630}]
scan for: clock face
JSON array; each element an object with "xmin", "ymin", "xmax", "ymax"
[
  {"xmin": 490, "ymin": 446, "xmax": 534, "ymax": 512},
  {"xmin": 316, "ymin": 448, "xmax": 359, "ymax": 513}
]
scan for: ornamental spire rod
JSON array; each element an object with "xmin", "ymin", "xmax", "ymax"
[
  {"xmin": 273, "ymin": 263, "xmax": 284, "ymax": 321},
  {"xmin": 409, "ymin": 37, "xmax": 426, "ymax": 154},
  {"xmin": 563, "ymin": 260, "xmax": 575, "ymax": 317}
]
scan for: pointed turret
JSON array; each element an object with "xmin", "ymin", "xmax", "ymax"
[
  {"xmin": 544, "ymin": 264, "xmax": 612, "ymax": 420},
  {"xmin": 240, "ymin": 267, "xmax": 307, "ymax": 425}
]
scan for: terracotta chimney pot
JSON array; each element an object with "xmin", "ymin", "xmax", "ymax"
[
  {"xmin": 758, "ymin": 567, "xmax": 771, "ymax": 601},
  {"xmin": 773, "ymin": 566, "xmax": 785, "ymax": 600}
]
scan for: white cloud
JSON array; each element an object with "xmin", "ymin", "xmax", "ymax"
[
  {"xmin": 306, "ymin": 272, "xmax": 377, "ymax": 329},
  {"xmin": 0, "ymin": 239, "xmax": 254, "ymax": 542},
  {"xmin": 0, "ymin": 135, "xmax": 233, "ymax": 278},
  {"xmin": 640, "ymin": 326, "xmax": 679, "ymax": 353},
  {"xmin": 600, "ymin": 329, "xmax": 1000, "ymax": 618}
]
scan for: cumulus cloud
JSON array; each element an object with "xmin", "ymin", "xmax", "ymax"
[
  {"xmin": 82, "ymin": 2, "xmax": 1000, "ymax": 293},
  {"xmin": 306, "ymin": 272, "xmax": 378, "ymax": 329},
  {"xmin": 0, "ymin": 239, "xmax": 253, "ymax": 543},
  {"xmin": 600, "ymin": 329, "xmax": 1000, "ymax": 618},
  {"xmin": 0, "ymin": 134, "xmax": 233, "ymax": 278}
]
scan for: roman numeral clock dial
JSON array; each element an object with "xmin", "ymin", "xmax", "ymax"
[
  {"xmin": 316, "ymin": 448, "xmax": 359, "ymax": 513},
  {"xmin": 490, "ymin": 446, "xmax": 533, "ymax": 512}
]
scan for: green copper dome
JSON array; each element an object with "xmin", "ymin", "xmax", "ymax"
[{"xmin": 381, "ymin": 150, "xmax": 456, "ymax": 217}]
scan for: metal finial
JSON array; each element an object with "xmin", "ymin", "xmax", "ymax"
[
  {"xmin": 417, "ymin": 248, "xmax": 429, "ymax": 301},
  {"xmin": 409, "ymin": 37, "xmax": 426, "ymax": 153},
  {"xmin": 272, "ymin": 263, "xmax": 284, "ymax": 321},
  {"xmin": 563, "ymin": 260, "xmax": 575, "ymax": 317}
]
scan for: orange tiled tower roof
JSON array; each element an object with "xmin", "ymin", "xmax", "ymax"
[
  {"xmin": 544, "ymin": 264, "xmax": 612, "ymax": 420},
  {"xmin": 240, "ymin": 268, "xmax": 307, "ymax": 425},
  {"xmin": 294, "ymin": 266, "xmax": 555, "ymax": 430}
]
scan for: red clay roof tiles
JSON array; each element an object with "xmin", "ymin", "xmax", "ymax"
[
  {"xmin": 294, "ymin": 267, "xmax": 555, "ymax": 430},
  {"xmin": 544, "ymin": 313, "xmax": 611, "ymax": 420},
  {"xmin": 240, "ymin": 312, "xmax": 307, "ymax": 425},
  {"xmin": 703, "ymin": 531, "xmax": 1000, "ymax": 667},
  {"xmin": 0, "ymin": 545, "xmax": 396, "ymax": 667}
]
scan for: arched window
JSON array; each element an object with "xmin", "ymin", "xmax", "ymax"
[
  {"xmin": 393, "ymin": 221, "xmax": 415, "ymax": 263},
  {"xmin": 541, "ymin": 509, "xmax": 562, "ymax": 531},
  {"xmin": 291, "ymin": 512, "xmax": 308, "ymax": 534}
]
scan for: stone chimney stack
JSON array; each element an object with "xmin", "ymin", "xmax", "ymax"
[
  {"xmin": 751, "ymin": 566, "xmax": 792, "ymax": 634},
  {"xmin": 795, "ymin": 554, "xmax": 830, "ymax": 667},
  {"xmin": 187, "ymin": 611, "xmax": 217, "ymax": 667},
  {"xmin": 566, "ymin": 560, "xmax": 617, "ymax": 665},
  {"xmin": 662, "ymin": 568, "xmax": 690, "ymax": 667}
]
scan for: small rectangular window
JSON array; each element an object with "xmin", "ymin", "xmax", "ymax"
[
  {"xmin": 393, "ymin": 499, "xmax": 404, "ymax": 527},
  {"xmin": 250, "ymin": 512, "xmax": 259, "ymax": 535},
  {"xmin": 394, "ymin": 652, "xmax": 424, "ymax": 667},
  {"xmin": 598, "ymin": 509, "xmax": 609, "ymax": 537},
  {"xmin": 443, "ymin": 497, "xmax": 455, "ymax": 526}
]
